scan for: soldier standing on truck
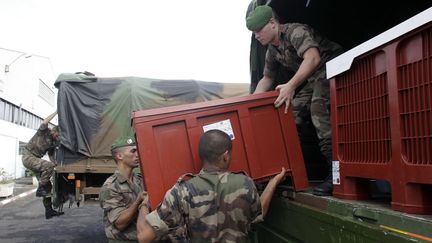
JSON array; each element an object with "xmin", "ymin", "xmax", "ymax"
[
  {"xmin": 246, "ymin": 5, "xmax": 343, "ymax": 196},
  {"xmin": 99, "ymin": 136, "xmax": 149, "ymax": 243},
  {"xmin": 137, "ymin": 129, "xmax": 287, "ymax": 242},
  {"xmin": 22, "ymin": 110, "xmax": 64, "ymax": 219}
]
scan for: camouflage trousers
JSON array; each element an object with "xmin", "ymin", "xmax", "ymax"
[
  {"xmin": 291, "ymin": 73, "xmax": 332, "ymax": 163},
  {"xmin": 22, "ymin": 154, "xmax": 55, "ymax": 186}
]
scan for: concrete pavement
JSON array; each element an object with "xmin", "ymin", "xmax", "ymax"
[{"xmin": 0, "ymin": 177, "xmax": 37, "ymax": 206}]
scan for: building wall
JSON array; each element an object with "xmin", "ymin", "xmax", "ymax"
[
  {"xmin": 0, "ymin": 120, "xmax": 36, "ymax": 178},
  {"xmin": 0, "ymin": 48, "xmax": 57, "ymax": 178},
  {"xmin": 0, "ymin": 48, "xmax": 56, "ymax": 117}
]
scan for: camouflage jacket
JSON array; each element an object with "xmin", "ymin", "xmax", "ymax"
[
  {"xmin": 145, "ymin": 168, "xmax": 262, "ymax": 243},
  {"xmin": 24, "ymin": 123, "xmax": 58, "ymax": 158},
  {"xmin": 264, "ymin": 23, "xmax": 343, "ymax": 81},
  {"xmin": 100, "ymin": 170, "xmax": 145, "ymax": 241}
]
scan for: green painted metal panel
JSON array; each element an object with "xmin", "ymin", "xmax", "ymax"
[{"xmin": 252, "ymin": 194, "xmax": 432, "ymax": 243}]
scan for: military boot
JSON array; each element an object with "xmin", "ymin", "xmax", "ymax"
[
  {"xmin": 36, "ymin": 184, "xmax": 49, "ymax": 197},
  {"xmin": 36, "ymin": 182, "xmax": 52, "ymax": 197},
  {"xmin": 43, "ymin": 197, "xmax": 64, "ymax": 219},
  {"xmin": 313, "ymin": 165, "xmax": 333, "ymax": 196},
  {"xmin": 313, "ymin": 175, "xmax": 333, "ymax": 196},
  {"xmin": 45, "ymin": 208, "xmax": 65, "ymax": 219}
]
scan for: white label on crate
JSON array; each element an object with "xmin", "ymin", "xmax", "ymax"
[
  {"xmin": 332, "ymin": 160, "xmax": 340, "ymax": 185},
  {"xmin": 203, "ymin": 119, "xmax": 235, "ymax": 140}
]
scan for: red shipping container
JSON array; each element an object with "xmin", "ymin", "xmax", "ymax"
[
  {"xmin": 329, "ymin": 16, "xmax": 432, "ymax": 214},
  {"xmin": 132, "ymin": 91, "xmax": 308, "ymax": 209}
]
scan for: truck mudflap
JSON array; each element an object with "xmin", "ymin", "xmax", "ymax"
[{"xmin": 252, "ymin": 191, "xmax": 432, "ymax": 243}]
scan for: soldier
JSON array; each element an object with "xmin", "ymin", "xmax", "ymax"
[
  {"xmin": 246, "ymin": 5, "xmax": 344, "ymax": 196},
  {"xmin": 99, "ymin": 136, "xmax": 149, "ymax": 243},
  {"xmin": 22, "ymin": 111, "xmax": 63, "ymax": 219},
  {"xmin": 137, "ymin": 129, "xmax": 286, "ymax": 242}
]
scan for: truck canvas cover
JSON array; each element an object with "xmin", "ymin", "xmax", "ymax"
[{"xmin": 54, "ymin": 73, "xmax": 249, "ymax": 164}]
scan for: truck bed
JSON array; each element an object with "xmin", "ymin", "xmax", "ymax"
[{"xmin": 253, "ymin": 186, "xmax": 432, "ymax": 243}]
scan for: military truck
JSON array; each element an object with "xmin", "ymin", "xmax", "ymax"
[{"xmin": 52, "ymin": 73, "xmax": 249, "ymax": 208}]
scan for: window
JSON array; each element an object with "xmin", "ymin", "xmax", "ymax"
[{"xmin": 38, "ymin": 79, "xmax": 55, "ymax": 106}]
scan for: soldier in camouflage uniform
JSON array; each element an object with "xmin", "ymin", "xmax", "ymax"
[
  {"xmin": 137, "ymin": 130, "xmax": 286, "ymax": 243},
  {"xmin": 99, "ymin": 136, "xmax": 149, "ymax": 243},
  {"xmin": 22, "ymin": 111, "xmax": 64, "ymax": 219},
  {"xmin": 246, "ymin": 5, "xmax": 344, "ymax": 196}
]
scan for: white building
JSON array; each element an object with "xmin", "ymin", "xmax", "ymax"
[{"xmin": 0, "ymin": 47, "xmax": 57, "ymax": 179}]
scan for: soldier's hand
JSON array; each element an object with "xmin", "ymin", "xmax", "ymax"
[
  {"xmin": 137, "ymin": 192, "xmax": 150, "ymax": 213},
  {"xmin": 272, "ymin": 167, "xmax": 287, "ymax": 185},
  {"xmin": 136, "ymin": 191, "xmax": 148, "ymax": 205},
  {"xmin": 274, "ymin": 84, "xmax": 295, "ymax": 114}
]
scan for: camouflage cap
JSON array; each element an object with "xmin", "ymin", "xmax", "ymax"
[
  {"xmin": 246, "ymin": 5, "xmax": 273, "ymax": 31},
  {"xmin": 111, "ymin": 136, "xmax": 136, "ymax": 151}
]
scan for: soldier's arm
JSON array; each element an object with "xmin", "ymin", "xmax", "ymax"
[
  {"xmin": 42, "ymin": 111, "xmax": 57, "ymax": 126},
  {"xmin": 138, "ymin": 185, "xmax": 184, "ymax": 242},
  {"xmin": 281, "ymin": 47, "xmax": 320, "ymax": 92},
  {"xmin": 114, "ymin": 191, "xmax": 147, "ymax": 231},
  {"xmin": 137, "ymin": 211, "xmax": 156, "ymax": 243},
  {"xmin": 260, "ymin": 167, "xmax": 286, "ymax": 218},
  {"xmin": 254, "ymin": 75, "xmax": 274, "ymax": 94},
  {"xmin": 274, "ymin": 47, "xmax": 320, "ymax": 112}
]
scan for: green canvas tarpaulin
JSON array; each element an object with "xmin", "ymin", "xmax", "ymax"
[{"xmin": 54, "ymin": 73, "xmax": 249, "ymax": 164}]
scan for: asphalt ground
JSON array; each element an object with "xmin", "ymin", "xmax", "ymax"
[{"xmin": 0, "ymin": 177, "xmax": 107, "ymax": 243}]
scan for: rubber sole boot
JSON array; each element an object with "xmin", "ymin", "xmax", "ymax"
[
  {"xmin": 312, "ymin": 175, "xmax": 333, "ymax": 196},
  {"xmin": 45, "ymin": 208, "xmax": 65, "ymax": 219},
  {"xmin": 43, "ymin": 197, "xmax": 64, "ymax": 219}
]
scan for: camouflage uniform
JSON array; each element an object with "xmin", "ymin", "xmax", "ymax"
[
  {"xmin": 264, "ymin": 23, "xmax": 343, "ymax": 161},
  {"xmin": 100, "ymin": 170, "xmax": 145, "ymax": 242},
  {"xmin": 145, "ymin": 168, "xmax": 262, "ymax": 243},
  {"xmin": 22, "ymin": 123, "xmax": 58, "ymax": 185}
]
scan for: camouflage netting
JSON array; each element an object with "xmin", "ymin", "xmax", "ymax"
[{"xmin": 54, "ymin": 73, "xmax": 249, "ymax": 164}]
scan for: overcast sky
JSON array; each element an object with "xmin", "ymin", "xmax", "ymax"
[{"xmin": 0, "ymin": 0, "xmax": 253, "ymax": 83}]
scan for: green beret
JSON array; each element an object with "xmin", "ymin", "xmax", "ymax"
[
  {"xmin": 246, "ymin": 5, "xmax": 273, "ymax": 31},
  {"xmin": 111, "ymin": 136, "xmax": 136, "ymax": 151}
]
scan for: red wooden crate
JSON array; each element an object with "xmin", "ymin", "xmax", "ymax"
[
  {"xmin": 132, "ymin": 91, "xmax": 308, "ymax": 209},
  {"xmin": 331, "ymin": 23, "xmax": 432, "ymax": 214}
]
